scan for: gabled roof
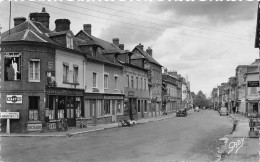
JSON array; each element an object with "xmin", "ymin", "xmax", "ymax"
[
  {"xmin": 132, "ymin": 46, "xmax": 162, "ymax": 67},
  {"xmin": 75, "ymin": 30, "xmax": 123, "ymax": 67},
  {"xmin": 1, "ymin": 20, "xmax": 58, "ymax": 45}
]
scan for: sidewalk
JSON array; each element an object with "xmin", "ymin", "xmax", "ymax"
[
  {"xmin": 219, "ymin": 113, "xmax": 259, "ymax": 162},
  {"xmin": 0, "ymin": 112, "xmax": 177, "ymax": 137}
]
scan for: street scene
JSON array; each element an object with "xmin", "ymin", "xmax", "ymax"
[{"xmin": 1, "ymin": 1, "xmax": 260, "ymax": 162}]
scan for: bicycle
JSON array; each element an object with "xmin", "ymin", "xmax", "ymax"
[{"xmin": 57, "ymin": 118, "xmax": 68, "ymax": 131}]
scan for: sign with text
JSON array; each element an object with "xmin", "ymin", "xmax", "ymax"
[
  {"xmin": 0, "ymin": 112, "xmax": 19, "ymax": 119},
  {"xmin": 247, "ymin": 81, "xmax": 259, "ymax": 87},
  {"xmin": 27, "ymin": 123, "xmax": 42, "ymax": 132},
  {"xmin": 6, "ymin": 95, "xmax": 22, "ymax": 104}
]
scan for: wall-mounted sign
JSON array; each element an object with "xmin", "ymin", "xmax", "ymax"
[
  {"xmin": 48, "ymin": 122, "xmax": 56, "ymax": 130},
  {"xmin": 0, "ymin": 112, "xmax": 19, "ymax": 119},
  {"xmin": 6, "ymin": 95, "xmax": 22, "ymax": 104},
  {"xmin": 128, "ymin": 91, "xmax": 134, "ymax": 96},
  {"xmin": 247, "ymin": 81, "xmax": 259, "ymax": 87},
  {"xmin": 27, "ymin": 123, "xmax": 42, "ymax": 132}
]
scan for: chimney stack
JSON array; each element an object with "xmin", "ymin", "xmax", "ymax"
[
  {"xmin": 137, "ymin": 43, "xmax": 144, "ymax": 50},
  {"xmin": 113, "ymin": 38, "xmax": 119, "ymax": 47},
  {"xmin": 55, "ymin": 19, "xmax": 70, "ymax": 32},
  {"xmin": 146, "ymin": 47, "xmax": 152, "ymax": 57},
  {"xmin": 14, "ymin": 17, "xmax": 26, "ymax": 27},
  {"xmin": 29, "ymin": 7, "xmax": 50, "ymax": 29},
  {"xmin": 119, "ymin": 44, "xmax": 124, "ymax": 50},
  {"xmin": 83, "ymin": 24, "xmax": 91, "ymax": 35}
]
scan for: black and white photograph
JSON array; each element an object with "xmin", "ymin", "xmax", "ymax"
[{"xmin": 0, "ymin": 0, "xmax": 259, "ymax": 161}]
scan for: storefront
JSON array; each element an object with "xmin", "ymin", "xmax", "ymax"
[
  {"xmin": 46, "ymin": 87, "xmax": 84, "ymax": 130},
  {"xmin": 104, "ymin": 94, "xmax": 124, "ymax": 123}
]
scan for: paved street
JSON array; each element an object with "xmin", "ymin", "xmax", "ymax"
[{"xmin": 0, "ymin": 110, "xmax": 233, "ymax": 162}]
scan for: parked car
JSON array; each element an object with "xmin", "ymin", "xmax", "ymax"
[
  {"xmin": 219, "ymin": 107, "xmax": 229, "ymax": 116},
  {"xmin": 194, "ymin": 106, "xmax": 200, "ymax": 112},
  {"xmin": 176, "ymin": 109, "xmax": 188, "ymax": 117}
]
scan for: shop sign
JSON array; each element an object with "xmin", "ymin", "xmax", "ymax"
[
  {"xmin": 128, "ymin": 91, "xmax": 134, "ymax": 96},
  {"xmin": 247, "ymin": 81, "xmax": 259, "ymax": 87},
  {"xmin": 27, "ymin": 123, "xmax": 42, "ymax": 132},
  {"xmin": 6, "ymin": 95, "xmax": 22, "ymax": 104},
  {"xmin": 48, "ymin": 122, "xmax": 56, "ymax": 130},
  {"xmin": 0, "ymin": 112, "xmax": 19, "ymax": 119},
  {"xmin": 104, "ymin": 96, "xmax": 123, "ymax": 100}
]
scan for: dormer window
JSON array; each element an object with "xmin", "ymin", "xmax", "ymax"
[{"xmin": 66, "ymin": 33, "xmax": 73, "ymax": 49}]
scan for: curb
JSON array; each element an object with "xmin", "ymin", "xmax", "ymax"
[{"xmin": 0, "ymin": 115, "xmax": 175, "ymax": 137}]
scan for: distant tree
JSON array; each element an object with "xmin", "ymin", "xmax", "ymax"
[{"xmin": 194, "ymin": 90, "xmax": 209, "ymax": 108}]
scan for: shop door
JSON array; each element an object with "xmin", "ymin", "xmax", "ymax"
[
  {"xmin": 66, "ymin": 97, "xmax": 76, "ymax": 127},
  {"xmin": 91, "ymin": 100, "xmax": 97, "ymax": 126},
  {"xmin": 112, "ymin": 100, "xmax": 116, "ymax": 122}
]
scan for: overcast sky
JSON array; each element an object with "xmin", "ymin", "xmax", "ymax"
[{"xmin": 0, "ymin": 1, "xmax": 259, "ymax": 97}]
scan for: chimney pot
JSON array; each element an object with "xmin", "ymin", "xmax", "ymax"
[
  {"xmin": 113, "ymin": 38, "xmax": 119, "ymax": 47},
  {"xmin": 55, "ymin": 19, "xmax": 70, "ymax": 32},
  {"xmin": 146, "ymin": 47, "xmax": 152, "ymax": 57},
  {"xmin": 13, "ymin": 17, "xmax": 26, "ymax": 27},
  {"xmin": 137, "ymin": 43, "xmax": 144, "ymax": 50},
  {"xmin": 119, "ymin": 44, "xmax": 124, "ymax": 50},
  {"xmin": 83, "ymin": 24, "xmax": 91, "ymax": 35}
]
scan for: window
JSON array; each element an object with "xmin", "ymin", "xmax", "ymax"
[
  {"xmin": 104, "ymin": 74, "xmax": 108, "ymax": 89},
  {"xmin": 93, "ymin": 72, "xmax": 97, "ymax": 87},
  {"xmin": 4, "ymin": 52, "xmax": 22, "ymax": 81},
  {"xmin": 141, "ymin": 78, "xmax": 143, "ymax": 89},
  {"xmin": 49, "ymin": 96, "xmax": 56, "ymax": 120},
  {"xmin": 250, "ymin": 87, "xmax": 257, "ymax": 94},
  {"xmin": 138, "ymin": 100, "xmax": 141, "ymax": 112},
  {"xmin": 29, "ymin": 96, "xmax": 39, "ymax": 121},
  {"xmin": 104, "ymin": 100, "xmax": 110, "ymax": 115},
  {"xmin": 29, "ymin": 59, "xmax": 40, "ymax": 82},
  {"xmin": 126, "ymin": 75, "xmax": 129, "ymax": 87},
  {"xmin": 115, "ymin": 76, "xmax": 118, "ymax": 89},
  {"xmin": 117, "ymin": 100, "xmax": 122, "ymax": 114},
  {"xmin": 144, "ymin": 79, "xmax": 146, "ymax": 90},
  {"xmin": 84, "ymin": 100, "xmax": 91, "ymax": 118},
  {"xmin": 66, "ymin": 34, "xmax": 73, "ymax": 49},
  {"xmin": 131, "ymin": 76, "xmax": 134, "ymax": 88},
  {"xmin": 136, "ymin": 77, "xmax": 138, "ymax": 89},
  {"xmin": 97, "ymin": 100, "xmax": 102, "ymax": 116},
  {"xmin": 63, "ymin": 63, "xmax": 69, "ymax": 82},
  {"xmin": 66, "ymin": 97, "xmax": 74, "ymax": 119},
  {"xmin": 73, "ymin": 65, "xmax": 78, "ymax": 83},
  {"xmin": 75, "ymin": 97, "xmax": 81, "ymax": 118},
  {"xmin": 144, "ymin": 100, "xmax": 147, "ymax": 112},
  {"xmin": 58, "ymin": 97, "xmax": 65, "ymax": 119}
]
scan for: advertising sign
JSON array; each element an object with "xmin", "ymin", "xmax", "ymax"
[
  {"xmin": 27, "ymin": 123, "xmax": 42, "ymax": 132},
  {"xmin": 0, "ymin": 112, "xmax": 19, "ymax": 119},
  {"xmin": 6, "ymin": 95, "xmax": 22, "ymax": 104},
  {"xmin": 247, "ymin": 81, "xmax": 259, "ymax": 87}
]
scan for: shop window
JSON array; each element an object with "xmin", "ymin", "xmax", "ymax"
[
  {"xmin": 138, "ymin": 100, "xmax": 141, "ymax": 112},
  {"xmin": 58, "ymin": 97, "xmax": 65, "ymax": 119},
  {"xmin": 104, "ymin": 99, "xmax": 110, "ymax": 115},
  {"xmin": 49, "ymin": 96, "xmax": 56, "ymax": 120},
  {"xmin": 29, "ymin": 96, "xmax": 39, "ymax": 121},
  {"xmin": 144, "ymin": 100, "xmax": 147, "ymax": 112},
  {"xmin": 66, "ymin": 33, "xmax": 73, "ymax": 49},
  {"xmin": 63, "ymin": 63, "xmax": 69, "ymax": 83},
  {"xmin": 104, "ymin": 74, "xmax": 108, "ymax": 89},
  {"xmin": 73, "ymin": 65, "xmax": 78, "ymax": 83},
  {"xmin": 97, "ymin": 100, "xmax": 102, "ymax": 116},
  {"xmin": 93, "ymin": 72, "xmax": 97, "ymax": 87},
  {"xmin": 75, "ymin": 97, "xmax": 81, "ymax": 118},
  {"xmin": 84, "ymin": 100, "xmax": 91, "ymax": 117},
  {"xmin": 117, "ymin": 100, "xmax": 122, "ymax": 114},
  {"xmin": 29, "ymin": 59, "xmax": 40, "ymax": 82},
  {"xmin": 250, "ymin": 87, "xmax": 257, "ymax": 94},
  {"xmin": 4, "ymin": 52, "xmax": 21, "ymax": 81}
]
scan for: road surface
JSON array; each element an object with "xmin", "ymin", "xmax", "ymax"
[{"xmin": 0, "ymin": 110, "xmax": 232, "ymax": 162}]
